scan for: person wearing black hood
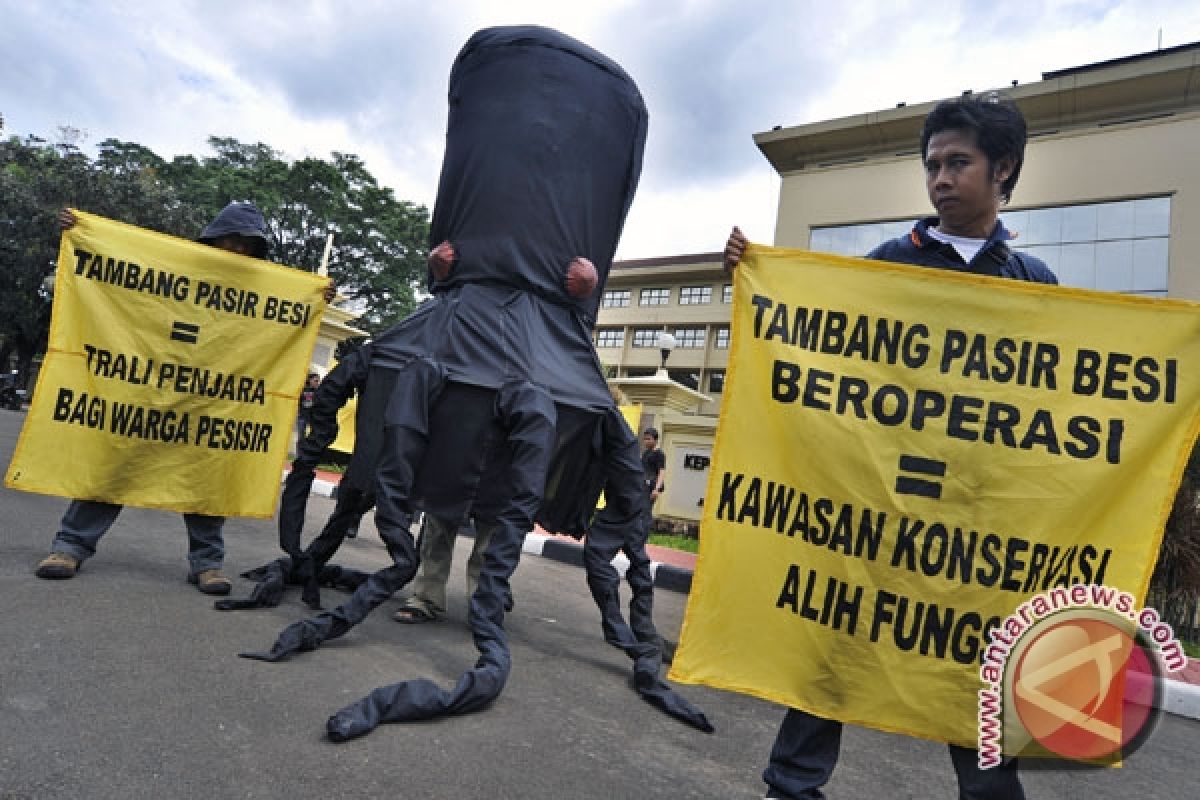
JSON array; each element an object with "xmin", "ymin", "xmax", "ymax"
[{"xmin": 35, "ymin": 201, "xmax": 305, "ymax": 595}]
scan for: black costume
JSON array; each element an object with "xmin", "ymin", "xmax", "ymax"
[
  {"xmin": 216, "ymin": 346, "xmax": 375, "ymax": 611},
  {"xmin": 242, "ymin": 25, "xmax": 710, "ymax": 740}
]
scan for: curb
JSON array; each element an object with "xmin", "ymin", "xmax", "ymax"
[
  {"xmin": 311, "ymin": 477, "xmax": 338, "ymax": 497},
  {"xmin": 524, "ymin": 531, "xmax": 693, "ymax": 594},
  {"xmin": 281, "ymin": 470, "xmax": 340, "ymax": 498},
  {"xmin": 1164, "ymin": 675, "xmax": 1200, "ymax": 721}
]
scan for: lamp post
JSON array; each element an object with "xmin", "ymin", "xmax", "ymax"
[{"xmin": 656, "ymin": 331, "xmax": 676, "ymax": 377}]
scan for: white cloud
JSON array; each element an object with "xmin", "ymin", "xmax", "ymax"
[{"xmin": 2, "ymin": 0, "xmax": 1199, "ymax": 260}]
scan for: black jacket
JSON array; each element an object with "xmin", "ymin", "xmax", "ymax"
[{"xmin": 867, "ymin": 217, "xmax": 1058, "ymax": 284}]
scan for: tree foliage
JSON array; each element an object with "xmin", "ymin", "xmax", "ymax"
[
  {"xmin": 0, "ymin": 125, "xmax": 429, "ymax": 382},
  {"xmin": 164, "ymin": 137, "xmax": 430, "ymax": 331},
  {"xmin": 1150, "ymin": 438, "xmax": 1200, "ymax": 640},
  {"xmin": 1, "ymin": 129, "xmax": 202, "ymax": 379}
]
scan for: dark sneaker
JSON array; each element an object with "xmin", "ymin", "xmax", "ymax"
[
  {"xmin": 188, "ymin": 569, "xmax": 232, "ymax": 596},
  {"xmin": 36, "ymin": 552, "xmax": 80, "ymax": 579}
]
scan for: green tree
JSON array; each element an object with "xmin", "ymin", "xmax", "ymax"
[
  {"xmin": 1150, "ymin": 438, "xmax": 1200, "ymax": 640},
  {"xmin": 0, "ymin": 131, "xmax": 202, "ymax": 379},
  {"xmin": 0, "ymin": 132, "xmax": 92, "ymax": 379},
  {"xmin": 1, "ymin": 127, "xmax": 430, "ymax": 379}
]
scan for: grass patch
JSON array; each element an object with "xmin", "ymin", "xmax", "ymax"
[
  {"xmin": 316, "ymin": 462, "xmax": 347, "ymax": 474},
  {"xmin": 1182, "ymin": 640, "xmax": 1200, "ymax": 660},
  {"xmin": 648, "ymin": 533, "xmax": 699, "ymax": 554}
]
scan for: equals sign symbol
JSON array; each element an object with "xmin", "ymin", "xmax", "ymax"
[
  {"xmin": 895, "ymin": 454, "xmax": 946, "ymax": 499},
  {"xmin": 171, "ymin": 321, "xmax": 200, "ymax": 344}
]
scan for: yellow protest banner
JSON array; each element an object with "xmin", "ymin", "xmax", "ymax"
[
  {"xmin": 329, "ymin": 391, "xmax": 357, "ymax": 454},
  {"xmin": 619, "ymin": 402, "xmax": 642, "ymax": 436},
  {"xmin": 668, "ymin": 244, "xmax": 1200, "ymax": 747},
  {"xmin": 4, "ymin": 211, "xmax": 326, "ymax": 518},
  {"xmin": 328, "ymin": 398, "xmax": 355, "ymax": 453}
]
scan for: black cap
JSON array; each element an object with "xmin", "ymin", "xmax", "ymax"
[{"xmin": 198, "ymin": 202, "xmax": 270, "ymax": 257}]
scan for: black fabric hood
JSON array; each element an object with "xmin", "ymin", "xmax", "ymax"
[
  {"xmin": 198, "ymin": 202, "xmax": 271, "ymax": 254},
  {"xmin": 428, "ymin": 24, "xmax": 648, "ymax": 323}
]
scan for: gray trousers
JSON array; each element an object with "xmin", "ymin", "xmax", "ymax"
[
  {"xmin": 402, "ymin": 515, "xmax": 494, "ymax": 615},
  {"xmin": 52, "ymin": 499, "xmax": 225, "ymax": 575}
]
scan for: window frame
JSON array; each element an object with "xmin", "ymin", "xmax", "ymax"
[{"xmin": 638, "ymin": 287, "xmax": 671, "ymax": 306}]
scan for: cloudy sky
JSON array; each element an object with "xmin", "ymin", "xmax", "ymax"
[{"xmin": 3, "ymin": 1, "xmax": 1198, "ymax": 259}]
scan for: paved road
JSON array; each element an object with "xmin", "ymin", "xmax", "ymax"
[{"xmin": 1, "ymin": 410, "xmax": 1196, "ymax": 799}]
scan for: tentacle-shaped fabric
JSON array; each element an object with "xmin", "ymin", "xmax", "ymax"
[
  {"xmin": 281, "ymin": 350, "xmax": 367, "ymax": 559},
  {"xmin": 586, "ymin": 408, "xmax": 658, "ymax": 643},
  {"xmin": 214, "ymin": 558, "xmax": 290, "ymax": 611},
  {"xmin": 294, "ymin": 486, "xmax": 376, "ymax": 608},
  {"xmin": 323, "ymin": 382, "xmax": 556, "ymax": 740},
  {"xmin": 239, "ymin": 358, "xmax": 444, "ymax": 657},
  {"xmin": 278, "ymin": 465, "xmax": 316, "ymax": 563},
  {"xmin": 583, "ymin": 409, "xmax": 713, "ymax": 732},
  {"xmin": 617, "ymin": 617, "xmax": 714, "ymax": 733},
  {"xmin": 223, "ymin": 348, "xmax": 374, "ymax": 610}
]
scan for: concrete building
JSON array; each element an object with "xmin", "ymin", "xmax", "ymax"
[
  {"xmin": 595, "ymin": 41, "xmax": 1200, "ymax": 524},
  {"xmin": 757, "ymin": 41, "xmax": 1200, "ymax": 301},
  {"xmin": 597, "ymin": 253, "xmax": 730, "ymax": 412}
]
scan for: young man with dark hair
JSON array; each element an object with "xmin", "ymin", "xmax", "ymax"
[{"xmin": 726, "ymin": 94, "xmax": 1053, "ymax": 799}]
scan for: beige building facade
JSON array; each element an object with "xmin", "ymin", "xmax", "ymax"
[
  {"xmin": 596, "ymin": 254, "xmax": 730, "ymax": 414},
  {"xmin": 757, "ymin": 41, "xmax": 1200, "ymax": 301}
]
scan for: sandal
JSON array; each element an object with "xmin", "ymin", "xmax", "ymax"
[{"xmin": 393, "ymin": 605, "xmax": 436, "ymax": 624}]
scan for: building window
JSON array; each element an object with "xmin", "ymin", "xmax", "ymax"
[
  {"xmin": 1001, "ymin": 197, "xmax": 1170, "ymax": 296},
  {"xmin": 632, "ymin": 328, "xmax": 662, "ymax": 348},
  {"xmin": 594, "ymin": 328, "xmax": 624, "ymax": 348},
  {"xmin": 708, "ymin": 370, "xmax": 725, "ymax": 393},
  {"xmin": 810, "ymin": 219, "xmax": 916, "ymax": 257},
  {"xmin": 639, "ymin": 287, "xmax": 670, "ymax": 305},
  {"xmin": 722, "ymin": 284, "xmax": 733, "ymax": 303},
  {"xmin": 679, "ymin": 285, "xmax": 712, "ymax": 305},
  {"xmin": 601, "ymin": 289, "xmax": 630, "ymax": 308},
  {"xmin": 713, "ymin": 326, "xmax": 730, "ymax": 349},
  {"xmin": 673, "ymin": 327, "xmax": 706, "ymax": 348},
  {"xmin": 668, "ymin": 369, "xmax": 700, "ymax": 391},
  {"xmin": 810, "ymin": 197, "xmax": 1171, "ymax": 297},
  {"xmin": 625, "ymin": 367, "xmax": 656, "ymax": 378}
]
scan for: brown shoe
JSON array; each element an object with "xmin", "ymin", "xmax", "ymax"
[
  {"xmin": 36, "ymin": 552, "xmax": 80, "ymax": 580},
  {"xmin": 188, "ymin": 569, "xmax": 232, "ymax": 596}
]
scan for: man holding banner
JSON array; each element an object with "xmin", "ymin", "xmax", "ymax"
[
  {"xmin": 724, "ymin": 94, "xmax": 1052, "ymax": 799},
  {"xmin": 30, "ymin": 201, "xmax": 326, "ymax": 595}
]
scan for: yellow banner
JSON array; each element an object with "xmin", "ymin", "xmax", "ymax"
[
  {"xmin": 594, "ymin": 403, "xmax": 642, "ymax": 510},
  {"xmin": 329, "ymin": 392, "xmax": 357, "ymax": 454},
  {"xmin": 5, "ymin": 211, "xmax": 326, "ymax": 518},
  {"xmin": 669, "ymin": 245, "xmax": 1200, "ymax": 746}
]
